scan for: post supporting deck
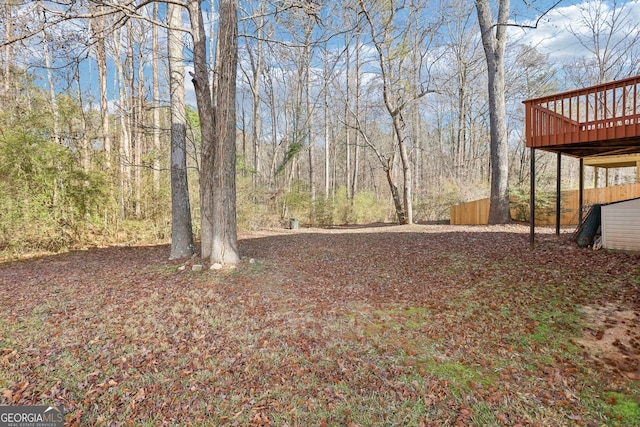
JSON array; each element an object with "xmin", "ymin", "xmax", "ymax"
[
  {"xmin": 530, "ymin": 148, "xmax": 536, "ymax": 249},
  {"xmin": 556, "ymin": 153, "xmax": 561, "ymax": 235},
  {"xmin": 579, "ymin": 159, "xmax": 584, "ymax": 224}
]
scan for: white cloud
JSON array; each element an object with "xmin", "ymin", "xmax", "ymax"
[{"xmin": 514, "ymin": 0, "xmax": 640, "ymax": 61}]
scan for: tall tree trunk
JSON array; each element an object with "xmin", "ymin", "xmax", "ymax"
[
  {"xmin": 152, "ymin": 3, "xmax": 161, "ymax": 194},
  {"xmin": 209, "ymin": 7, "xmax": 216, "ymax": 103},
  {"xmin": 91, "ymin": 7, "xmax": 111, "ymax": 171},
  {"xmin": 386, "ymin": 159, "xmax": 405, "ymax": 224},
  {"xmin": 305, "ymin": 29, "xmax": 315, "ymax": 221},
  {"xmin": 135, "ymin": 26, "xmax": 144, "ymax": 218},
  {"xmin": 476, "ymin": 0, "xmax": 511, "ymax": 224},
  {"xmin": 73, "ymin": 63, "xmax": 89, "ymax": 170},
  {"xmin": 188, "ymin": 0, "xmax": 215, "ymax": 260},
  {"xmin": 126, "ymin": 21, "xmax": 136, "ymax": 217},
  {"xmin": 115, "ymin": 25, "xmax": 132, "ymax": 218},
  {"xmin": 214, "ymin": 0, "xmax": 240, "ymax": 264},
  {"xmin": 344, "ymin": 38, "xmax": 351, "ymax": 201},
  {"xmin": 188, "ymin": 0, "xmax": 240, "ymax": 264},
  {"xmin": 351, "ymin": 31, "xmax": 361, "ymax": 200},
  {"xmin": 267, "ymin": 76, "xmax": 279, "ymax": 188},
  {"xmin": 412, "ymin": 103, "xmax": 422, "ymax": 201},
  {"xmin": 41, "ymin": 16, "xmax": 59, "ymax": 145},
  {"xmin": 457, "ymin": 70, "xmax": 467, "ymax": 177},
  {"xmin": 247, "ymin": 6, "xmax": 264, "ymax": 189},
  {"xmin": 168, "ymin": 2, "xmax": 195, "ymax": 259},
  {"xmin": 324, "ymin": 57, "xmax": 330, "ymax": 200},
  {"xmin": 394, "ymin": 116, "xmax": 412, "ymax": 224}
]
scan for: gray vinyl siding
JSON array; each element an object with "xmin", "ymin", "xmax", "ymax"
[{"xmin": 601, "ymin": 198, "xmax": 640, "ymax": 251}]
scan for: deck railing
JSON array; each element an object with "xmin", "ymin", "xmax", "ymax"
[{"xmin": 524, "ymin": 75, "xmax": 640, "ymax": 149}]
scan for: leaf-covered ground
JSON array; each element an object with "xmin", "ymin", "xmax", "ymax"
[{"xmin": 1, "ymin": 224, "xmax": 639, "ymax": 426}]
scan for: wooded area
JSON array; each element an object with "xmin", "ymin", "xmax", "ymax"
[{"xmin": 1, "ymin": 0, "xmax": 640, "ymax": 257}]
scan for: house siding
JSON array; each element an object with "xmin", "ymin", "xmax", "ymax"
[{"xmin": 601, "ymin": 198, "xmax": 640, "ymax": 251}]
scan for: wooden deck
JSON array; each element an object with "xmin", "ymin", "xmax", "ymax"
[{"xmin": 524, "ymin": 76, "xmax": 640, "ymax": 157}]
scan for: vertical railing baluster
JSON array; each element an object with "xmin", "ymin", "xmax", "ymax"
[{"xmin": 524, "ymin": 75, "xmax": 640, "ymax": 149}]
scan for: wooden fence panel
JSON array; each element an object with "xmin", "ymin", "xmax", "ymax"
[
  {"xmin": 450, "ymin": 183, "xmax": 640, "ymax": 225},
  {"xmin": 450, "ymin": 198, "xmax": 490, "ymax": 225}
]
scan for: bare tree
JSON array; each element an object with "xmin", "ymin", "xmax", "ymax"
[
  {"xmin": 168, "ymin": 1, "xmax": 195, "ymax": 259},
  {"xmin": 215, "ymin": 0, "xmax": 241, "ymax": 263},
  {"xmin": 566, "ymin": 0, "xmax": 640, "ymax": 86},
  {"xmin": 151, "ymin": 2, "xmax": 161, "ymax": 194},
  {"xmin": 238, "ymin": 1, "xmax": 266, "ymax": 188},
  {"xmin": 0, "ymin": 3, "xmax": 15, "ymax": 102},
  {"xmin": 110, "ymin": 21, "xmax": 133, "ymax": 218},
  {"xmin": 359, "ymin": 0, "xmax": 438, "ymax": 224},
  {"xmin": 303, "ymin": 21, "xmax": 316, "ymax": 220},
  {"xmin": 442, "ymin": 0, "xmax": 483, "ymax": 180},
  {"xmin": 132, "ymin": 18, "xmax": 148, "ymax": 218},
  {"xmin": 507, "ymin": 45, "xmax": 557, "ymax": 187},
  {"xmin": 89, "ymin": 3, "xmax": 112, "ymax": 171},
  {"xmin": 189, "ymin": 0, "xmax": 240, "ymax": 264},
  {"xmin": 475, "ymin": 0, "xmax": 511, "ymax": 224},
  {"xmin": 39, "ymin": 6, "xmax": 60, "ymax": 145},
  {"xmin": 351, "ymin": 29, "xmax": 361, "ymax": 201}
]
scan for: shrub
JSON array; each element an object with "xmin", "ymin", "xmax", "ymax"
[
  {"xmin": 311, "ymin": 187, "xmax": 387, "ymax": 226},
  {"xmin": 510, "ymin": 186, "xmax": 555, "ymax": 222},
  {"xmin": 0, "ymin": 129, "xmax": 108, "ymax": 254}
]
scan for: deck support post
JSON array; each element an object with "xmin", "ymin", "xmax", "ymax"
[
  {"xmin": 530, "ymin": 148, "xmax": 536, "ymax": 249},
  {"xmin": 579, "ymin": 158, "xmax": 584, "ymax": 224},
  {"xmin": 556, "ymin": 152, "xmax": 561, "ymax": 235}
]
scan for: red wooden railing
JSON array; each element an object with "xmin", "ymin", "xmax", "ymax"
[{"xmin": 524, "ymin": 75, "xmax": 640, "ymax": 150}]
